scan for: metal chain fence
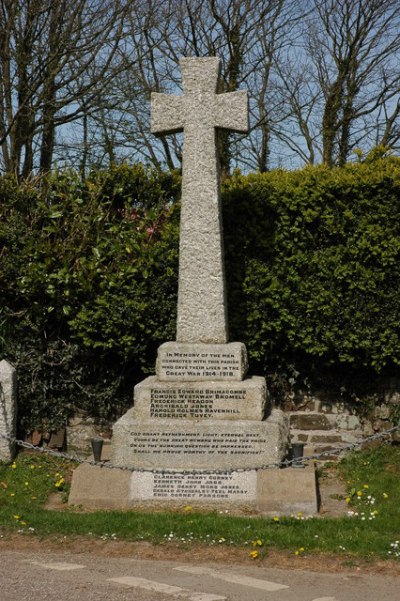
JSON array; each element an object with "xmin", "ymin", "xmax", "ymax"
[{"xmin": 1, "ymin": 425, "xmax": 400, "ymax": 475}]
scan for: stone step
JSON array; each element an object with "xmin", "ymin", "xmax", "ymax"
[
  {"xmin": 111, "ymin": 408, "xmax": 289, "ymax": 470},
  {"xmin": 290, "ymin": 411, "xmax": 361, "ymax": 431},
  {"xmin": 133, "ymin": 375, "xmax": 268, "ymax": 421}
]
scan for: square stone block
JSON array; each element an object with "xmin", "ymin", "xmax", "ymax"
[
  {"xmin": 68, "ymin": 463, "xmax": 131, "ymax": 509},
  {"xmin": 111, "ymin": 408, "xmax": 289, "ymax": 471},
  {"xmin": 132, "ymin": 375, "xmax": 268, "ymax": 421},
  {"xmin": 156, "ymin": 342, "xmax": 248, "ymax": 381},
  {"xmin": 257, "ymin": 465, "xmax": 318, "ymax": 516}
]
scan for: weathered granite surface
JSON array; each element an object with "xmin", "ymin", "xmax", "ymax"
[
  {"xmin": 132, "ymin": 375, "xmax": 267, "ymax": 421},
  {"xmin": 69, "ymin": 57, "xmax": 294, "ymax": 514},
  {"xmin": 156, "ymin": 342, "xmax": 248, "ymax": 381},
  {"xmin": 151, "ymin": 57, "xmax": 248, "ymax": 343},
  {"xmin": 68, "ymin": 464, "xmax": 317, "ymax": 515},
  {"xmin": 0, "ymin": 360, "xmax": 17, "ymax": 462},
  {"xmin": 111, "ymin": 408, "xmax": 288, "ymax": 470},
  {"xmin": 131, "ymin": 470, "xmax": 257, "ymax": 503}
]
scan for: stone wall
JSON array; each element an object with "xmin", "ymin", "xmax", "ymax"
[
  {"xmin": 66, "ymin": 415, "xmax": 111, "ymax": 454},
  {"xmin": 286, "ymin": 386, "xmax": 399, "ymax": 457},
  {"xmin": 62, "ymin": 385, "xmax": 399, "ymax": 459}
]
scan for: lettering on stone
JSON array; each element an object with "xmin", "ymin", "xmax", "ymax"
[
  {"xmin": 159, "ymin": 351, "xmax": 240, "ymax": 378},
  {"xmin": 129, "ymin": 431, "xmax": 267, "ymax": 456},
  {"xmin": 130, "ymin": 471, "xmax": 257, "ymax": 501},
  {"xmin": 149, "ymin": 388, "xmax": 244, "ymax": 418},
  {"xmin": 153, "ymin": 473, "xmax": 248, "ymax": 499}
]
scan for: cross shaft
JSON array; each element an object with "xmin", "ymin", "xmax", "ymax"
[{"xmin": 151, "ymin": 57, "xmax": 248, "ymax": 343}]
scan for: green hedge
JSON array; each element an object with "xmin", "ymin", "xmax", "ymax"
[
  {"xmin": 223, "ymin": 158, "xmax": 400, "ymax": 377},
  {"xmin": 1, "ymin": 157, "xmax": 400, "ymax": 432},
  {"xmin": 0, "ymin": 165, "xmax": 181, "ymax": 431}
]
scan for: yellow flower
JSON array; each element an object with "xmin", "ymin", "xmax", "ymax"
[
  {"xmin": 294, "ymin": 550, "xmax": 299, "ymax": 556},
  {"xmin": 252, "ymin": 539, "xmax": 263, "ymax": 547},
  {"xmin": 383, "ymin": 493, "xmax": 389, "ymax": 499},
  {"xmin": 184, "ymin": 505, "xmax": 192, "ymax": 512},
  {"xmin": 273, "ymin": 516, "xmax": 280, "ymax": 522},
  {"xmin": 10, "ymin": 493, "xmax": 15, "ymax": 497},
  {"xmin": 20, "ymin": 521, "xmax": 27, "ymax": 526},
  {"xmin": 24, "ymin": 482, "xmax": 29, "ymax": 486},
  {"xmin": 345, "ymin": 497, "xmax": 351, "ymax": 503},
  {"xmin": 356, "ymin": 491, "xmax": 363, "ymax": 497},
  {"xmin": 299, "ymin": 547, "xmax": 305, "ymax": 552},
  {"xmin": 31, "ymin": 496, "xmax": 37, "ymax": 500},
  {"xmin": 13, "ymin": 514, "xmax": 20, "ymax": 520},
  {"xmin": 11, "ymin": 463, "xmax": 16, "ymax": 469},
  {"xmin": 363, "ymin": 484, "xmax": 369, "ymax": 489},
  {"xmin": 30, "ymin": 465, "xmax": 36, "ymax": 470},
  {"xmin": 250, "ymin": 550, "xmax": 259, "ymax": 558}
]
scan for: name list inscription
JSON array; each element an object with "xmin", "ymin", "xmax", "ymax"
[
  {"xmin": 152, "ymin": 473, "xmax": 251, "ymax": 499},
  {"xmin": 159, "ymin": 350, "xmax": 240, "ymax": 379},
  {"xmin": 150, "ymin": 388, "xmax": 245, "ymax": 418}
]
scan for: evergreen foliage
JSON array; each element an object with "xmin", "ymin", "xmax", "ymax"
[{"xmin": 1, "ymin": 157, "xmax": 400, "ymax": 431}]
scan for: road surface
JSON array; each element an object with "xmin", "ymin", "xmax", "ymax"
[{"xmin": 0, "ymin": 549, "xmax": 399, "ymax": 601}]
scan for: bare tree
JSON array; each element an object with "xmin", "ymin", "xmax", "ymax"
[
  {"xmin": 280, "ymin": 0, "xmax": 400, "ymax": 167},
  {"xmin": 0, "ymin": 0, "xmax": 131, "ymax": 177},
  {"xmin": 90, "ymin": 0, "xmax": 300, "ymax": 175}
]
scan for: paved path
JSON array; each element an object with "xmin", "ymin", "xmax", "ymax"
[{"xmin": 1, "ymin": 549, "xmax": 399, "ymax": 601}]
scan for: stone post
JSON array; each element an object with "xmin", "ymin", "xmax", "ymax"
[{"xmin": 0, "ymin": 359, "xmax": 17, "ymax": 462}]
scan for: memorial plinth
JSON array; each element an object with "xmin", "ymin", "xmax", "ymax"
[{"xmin": 69, "ymin": 57, "xmax": 291, "ymax": 514}]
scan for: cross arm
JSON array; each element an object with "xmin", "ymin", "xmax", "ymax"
[
  {"xmin": 151, "ymin": 93, "xmax": 185, "ymax": 136},
  {"xmin": 214, "ymin": 90, "xmax": 249, "ymax": 133}
]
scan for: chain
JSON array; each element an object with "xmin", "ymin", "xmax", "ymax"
[{"xmin": 1, "ymin": 425, "xmax": 399, "ymax": 474}]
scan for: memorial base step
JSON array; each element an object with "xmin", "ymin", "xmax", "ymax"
[
  {"xmin": 68, "ymin": 463, "xmax": 317, "ymax": 516},
  {"xmin": 110, "ymin": 408, "xmax": 289, "ymax": 470},
  {"xmin": 132, "ymin": 375, "xmax": 268, "ymax": 421}
]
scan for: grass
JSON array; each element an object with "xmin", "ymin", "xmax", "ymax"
[{"xmin": 1, "ymin": 444, "xmax": 400, "ymax": 560}]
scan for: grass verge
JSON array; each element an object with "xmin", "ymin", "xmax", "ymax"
[{"xmin": 0, "ymin": 444, "xmax": 399, "ymax": 561}]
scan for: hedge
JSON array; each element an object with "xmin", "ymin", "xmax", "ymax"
[{"xmin": 1, "ymin": 156, "xmax": 400, "ymax": 432}]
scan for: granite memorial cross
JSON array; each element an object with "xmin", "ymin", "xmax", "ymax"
[
  {"xmin": 70, "ymin": 56, "xmax": 291, "ymax": 511},
  {"xmin": 151, "ymin": 57, "xmax": 248, "ymax": 344}
]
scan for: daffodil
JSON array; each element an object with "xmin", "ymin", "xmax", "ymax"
[{"xmin": 250, "ymin": 550, "xmax": 259, "ymax": 558}]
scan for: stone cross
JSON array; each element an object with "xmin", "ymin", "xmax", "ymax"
[{"xmin": 151, "ymin": 57, "xmax": 248, "ymax": 344}]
